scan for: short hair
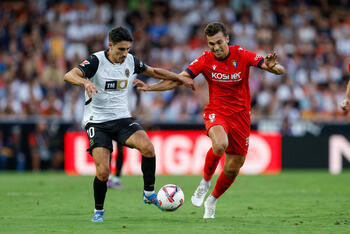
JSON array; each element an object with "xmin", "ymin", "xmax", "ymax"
[
  {"xmin": 204, "ymin": 22, "xmax": 228, "ymax": 37},
  {"xmin": 108, "ymin": 26, "xmax": 133, "ymax": 44}
]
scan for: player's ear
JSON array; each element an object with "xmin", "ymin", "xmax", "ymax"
[
  {"xmin": 108, "ymin": 41, "xmax": 113, "ymax": 49},
  {"xmin": 225, "ymin": 35, "xmax": 229, "ymax": 44}
]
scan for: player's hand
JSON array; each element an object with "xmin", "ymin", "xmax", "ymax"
[
  {"xmin": 133, "ymin": 79, "xmax": 150, "ymax": 91},
  {"xmin": 84, "ymin": 80, "xmax": 98, "ymax": 98},
  {"xmin": 340, "ymin": 98, "xmax": 350, "ymax": 112},
  {"xmin": 264, "ymin": 52, "xmax": 278, "ymax": 69},
  {"xmin": 178, "ymin": 75, "xmax": 195, "ymax": 90}
]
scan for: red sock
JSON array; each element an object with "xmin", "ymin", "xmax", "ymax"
[
  {"xmin": 203, "ymin": 148, "xmax": 224, "ymax": 181},
  {"xmin": 211, "ymin": 171, "xmax": 236, "ymax": 199}
]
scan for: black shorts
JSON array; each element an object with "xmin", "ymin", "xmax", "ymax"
[{"xmin": 85, "ymin": 118, "xmax": 144, "ymax": 155}]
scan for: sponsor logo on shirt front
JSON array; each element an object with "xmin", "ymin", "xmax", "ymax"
[
  {"xmin": 211, "ymin": 72, "xmax": 242, "ymax": 82},
  {"xmin": 105, "ymin": 80, "xmax": 128, "ymax": 90}
]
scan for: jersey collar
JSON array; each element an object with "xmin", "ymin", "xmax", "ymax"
[
  {"xmin": 104, "ymin": 50, "xmax": 117, "ymax": 64},
  {"xmin": 214, "ymin": 51, "xmax": 231, "ymax": 61}
]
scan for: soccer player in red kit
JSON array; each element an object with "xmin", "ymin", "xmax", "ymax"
[{"xmin": 135, "ymin": 22, "xmax": 285, "ymax": 218}]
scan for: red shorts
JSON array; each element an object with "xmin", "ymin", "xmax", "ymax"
[{"xmin": 203, "ymin": 110, "xmax": 250, "ymax": 156}]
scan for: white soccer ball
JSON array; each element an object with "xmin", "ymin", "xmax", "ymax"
[{"xmin": 157, "ymin": 184, "xmax": 184, "ymax": 211}]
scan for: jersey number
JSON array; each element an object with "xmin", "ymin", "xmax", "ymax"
[{"xmin": 87, "ymin": 127, "xmax": 95, "ymax": 138}]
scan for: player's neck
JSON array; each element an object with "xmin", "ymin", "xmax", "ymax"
[
  {"xmin": 214, "ymin": 51, "xmax": 230, "ymax": 61},
  {"xmin": 106, "ymin": 50, "xmax": 123, "ymax": 64},
  {"xmin": 107, "ymin": 50, "xmax": 116, "ymax": 63}
]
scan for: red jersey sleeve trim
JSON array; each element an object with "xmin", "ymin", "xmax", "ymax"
[
  {"xmin": 257, "ymin": 58, "xmax": 264, "ymax": 68},
  {"xmin": 185, "ymin": 68, "xmax": 196, "ymax": 79}
]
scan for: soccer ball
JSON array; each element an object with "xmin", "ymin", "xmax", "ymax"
[{"xmin": 157, "ymin": 184, "xmax": 184, "ymax": 211}]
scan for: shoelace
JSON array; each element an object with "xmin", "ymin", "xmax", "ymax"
[
  {"xmin": 206, "ymin": 207, "xmax": 215, "ymax": 217},
  {"xmin": 195, "ymin": 185, "xmax": 207, "ymax": 197}
]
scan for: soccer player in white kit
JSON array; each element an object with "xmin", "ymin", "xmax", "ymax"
[{"xmin": 64, "ymin": 26, "xmax": 194, "ymax": 222}]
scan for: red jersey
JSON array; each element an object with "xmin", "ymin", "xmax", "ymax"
[{"xmin": 186, "ymin": 45, "xmax": 264, "ymax": 116}]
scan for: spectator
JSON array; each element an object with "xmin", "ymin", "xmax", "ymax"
[
  {"xmin": 0, "ymin": 0, "xmax": 349, "ymax": 133},
  {"xmin": 28, "ymin": 119, "xmax": 63, "ymax": 171}
]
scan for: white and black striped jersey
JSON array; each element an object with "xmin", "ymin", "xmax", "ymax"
[{"xmin": 77, "ymin": 50, "xmax": 147, "ymax": 127}]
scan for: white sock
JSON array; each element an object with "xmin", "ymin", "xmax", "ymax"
[
  {"xmin": 108, "ymin": 174, "xmax": 113, "ymax": 180},
  {"xmin": 201, "ymin": 178, "xmax": 211, "ymax": 187},
  {"xmin": 206, "ymin": 195, "xmax": 217, "ymax": 204},
  {"xmin": 112, "ymin": 176, "xmax": 120, "ymax": 183},
  {"xmin": 144, "ymin": 190, "xmax": 155, "ymax": 196},
  {"xmin": 94, "ymin": 209, "xmax": 104, "ymax": 212}
]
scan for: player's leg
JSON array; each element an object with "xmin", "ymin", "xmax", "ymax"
[
  {"xmin": 204, "ymin": 153, "xmax": 245, "ymax": 218},
  {"xmin": 204, "ymin": 125, "xmax": 228, "ymax": 180},
  {"xmin": 91, "ymin": 147, "xmax": 111, "ymax": 222},
  {"xmin": 125, "ymin": 130, "xmax": 161, "ymax": 209},
  {"xmin": 86, "ymin": 123, "xmax": 113, "ymax": 222},
  {"xmin": 116, "ymin": 142, "xmax": 124, "ymax": 177},
  {"xmin": 203, "ymin": 110, "xmax": 250, "ymax": 218},
  {"xmin": 107, "ymin": 142, "xmax": 124, "ymax": 189},
  {"xmin": 191, "ymin": 125, "xmax": 228, "ymax": 207}
]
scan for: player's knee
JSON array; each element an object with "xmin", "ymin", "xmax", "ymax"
[
  {"xmin": 140, "ymin": 143, "xmax": 155, "ymax": 157},
  {"xmin": 223, "ymin": 167, "xmax": 239, "ymax": 179},
  {"xmin": 96, "ymin": 166, "xmax": 109, "ymax": 181},
  {"xmin": 98, "ymin": 171, "xmax": 109, "ymax": 181},
  {"xmin": 213, "ymin": 143, "xmax": 227, "ymax": 155}
]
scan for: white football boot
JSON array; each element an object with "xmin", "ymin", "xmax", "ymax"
[
  {"xmin": 203, "ymin": 195, "xmax": 217, "ymax": 219},
  {"xmin": 191, "ymin": 179, "xmax": 210, "ymax": 207}
]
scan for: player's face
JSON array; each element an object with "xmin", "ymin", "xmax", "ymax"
[
  {"xmin": 206, "ymin": 32, "xmax": 229, "ymax": 59},
  {"xmin": 108, "ymin": 41, "xmax": 131, "ymax": 63}
]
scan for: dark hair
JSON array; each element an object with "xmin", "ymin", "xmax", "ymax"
[
  {"xmin": 204, "ymin": 22, "xmax": 227, "ymax": 37},
  {"xmin": 108, "ymin": 26, "xmax": 133, "ymax": 44}
]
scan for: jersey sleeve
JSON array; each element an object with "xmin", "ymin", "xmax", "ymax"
[
  {"xmin": 185, "ymin": 53, "xmax": 206, "ymax": 79},
  {"xmin": 243, "ymin": 48, "xmax": 264, "ymax": 68},
  {"xmin": 133, "ymin": 56, "xmax": 147, "ymax": 74},
  {"xmin": 77, "ymin": 55, "xmax": 99, "ymax": 79}
]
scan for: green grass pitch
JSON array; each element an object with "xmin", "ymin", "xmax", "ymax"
[{"xmin": 1, "ymin": 171, "xmax": 349, "ymax": 233}]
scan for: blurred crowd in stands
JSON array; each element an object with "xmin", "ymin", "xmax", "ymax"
[{"xmin": 1, "ymin": 0, "xmax": 350, "ymax": 126}]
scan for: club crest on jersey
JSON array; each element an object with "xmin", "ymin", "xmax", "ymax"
[
  {"xmin": 80, "ymin": 60, "xmax": 90, "ymax": 66},
  {"xmin": 212, "ymin": 65, "xmax": 216, "ymax": 70},
  {"xmin": 208, "ymin": 113, "xmax": 215, "ymax": 123},
  {"xmin": 232, "ymin": 61, "xmax": 237, "ymax": 68},
  {"xmin": 125, "ymin": 68, "xmax": 130, "ymax": 78}
]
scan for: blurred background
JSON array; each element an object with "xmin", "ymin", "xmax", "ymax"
[{"xmin": 0, "ymin": 0, "xmax": 350, "ymax": 172}]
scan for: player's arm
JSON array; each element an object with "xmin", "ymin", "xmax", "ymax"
[
  {"xmin": 134, "ymin": 71, "xmax": 191, "ymax": 91},
  {"xmin": 64, "ymin": 68, "xmax": 98, "ymax": 98},
  {"xmin": 340, "ymin": 62, "xmax": 350, "ymax": 111},
  {"xmin": 260, "ymin": 52, "xmax": 285, "ymax": 75},
  {"xmin": 134, "ymin": 79, "xmax": 181, "ymax": 91},
  {"xmin": 64, "ymin": 55, "xmax": 99, "ymax": 98},
  {"xmin": 340, "ymin": 81, "xmax": 350, "ymax": 111},
  {"xmin": 142, "ymin": 66, "xmax": 194, "ymax": 90}
]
